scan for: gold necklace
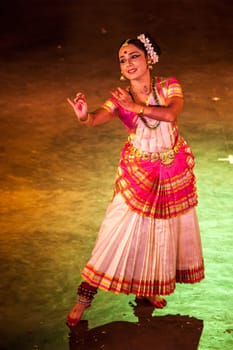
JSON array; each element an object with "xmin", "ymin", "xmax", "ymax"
[{"xmin": 129, "ymin": 77, "xmax": 161, "ymax": 130}]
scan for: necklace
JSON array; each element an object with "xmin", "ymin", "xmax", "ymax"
[
  {"xmin": 129, "ymin": 77, "xmax": 161, "ymax": 130},
  {"xmin": 135, "ymin": 85, "xmax": 151, "ymax": 95}
]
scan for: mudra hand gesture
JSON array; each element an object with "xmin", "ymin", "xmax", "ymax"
[
  {"xmin": 67, "ymin": 92, "xmax": 88, "ymax": 121},
  {"xmin": 110, "ymin": 87, "xmax": 135, "ymax": 112}
]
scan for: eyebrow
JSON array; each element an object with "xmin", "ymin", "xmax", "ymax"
[{"xmin": 119, "ymin": 50, "xmax": 140, "ymax": 59}]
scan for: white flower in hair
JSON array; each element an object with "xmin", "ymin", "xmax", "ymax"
[{"xmin": 137, "ymin": 33, "xmax": 159, "ymax": 64}]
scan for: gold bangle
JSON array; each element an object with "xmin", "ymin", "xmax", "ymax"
[{"xmin": 138, "ymin": 106, "xmax": 144, "ymax": 117}]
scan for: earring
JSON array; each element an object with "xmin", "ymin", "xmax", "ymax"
[
  {"xmin": 120, "ymin": 72, "xmax": 126, "ymax": 81},
  {"xmin": 147, "ymin": 61, "xmax": 153, "ymax": 70}
]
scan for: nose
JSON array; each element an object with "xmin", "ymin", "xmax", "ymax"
[{"xmin": 126, "ymin": 57, "xmax": 133, "ymax": 66}]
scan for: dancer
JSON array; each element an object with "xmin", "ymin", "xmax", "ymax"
[{"xmin": 66, "ymin": 33, "xmax": 204, "ymax": 327}]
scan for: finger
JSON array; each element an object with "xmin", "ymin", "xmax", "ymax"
[
  {"xmin": 75, "ymin": 92, "xmax": 86, "ymax": 101},
  {"xmin": 111, "ymin": 88, "xmax": 125, "ymax": 99},
  {"xmin": 110, "ymin": 90, "xmax": 119, "ymax": 99},
  {"xmin": 67, "ymin": 98, "xmax": 75, "ymax": 107},
  {"xmin": 117, "ymin": 87, "xmax": 127, "ymax": 95},
  {"xmin": 115, "ymin": 88, "xmax": 124, "ymax": 96},
  {"xmin": 110, "ymin": 89, "xmax": 118, "ymax": 95},
  {"xmin": 75, "ymin": 92, "xmax": 83, "ymax": 98},
  {"xmin": 74, "ymin": 96, "xmax": 86, "ymax": 104}
]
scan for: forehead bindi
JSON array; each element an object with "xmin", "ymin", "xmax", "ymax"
[
  {"xmin": 119, "ymin": 46, "xmax": 140, "ymax": 59},
  {"xmin": 119, "ymin": 47, "xmax": 129, "ymax": 57},
  {"xmin": 119, "ymin": 44, "xmax": 136, "ymax": 55}
]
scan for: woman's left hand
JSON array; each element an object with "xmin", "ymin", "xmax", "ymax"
[{"xmin": 110, "ymin": 87, "xmax": 137, "ymax": 112}]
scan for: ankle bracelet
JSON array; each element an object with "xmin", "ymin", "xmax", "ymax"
[
  {"xmin": 77, "ymin": 282, "xmax": 98, "ymax": 301},
  {"xmin": 77, "ymin": 297, "xmax": 91, "ymax": 306}
]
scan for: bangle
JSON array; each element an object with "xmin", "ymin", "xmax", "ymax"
[
  {"xmin": 138, "ymin": 106, "xmax": 144, "ymax": 117},
  {"xmin": 78, "ymin": 113, "xmax": 92, "ymax": 125}
]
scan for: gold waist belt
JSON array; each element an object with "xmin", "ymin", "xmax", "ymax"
[{"xmin": 129, "ymin": 136, "xmax": 183, "ymax": 165}]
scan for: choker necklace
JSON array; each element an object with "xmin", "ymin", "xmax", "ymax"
[{"xmin": 129, "ymin": 77, "xmax": 161, "ymax": 130}]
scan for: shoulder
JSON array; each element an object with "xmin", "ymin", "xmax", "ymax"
[
  {"xmin": 155, "ymin": 76, "xmax": 182, "ymax": 87},
  {"xmin": 156, "ymin": 76, "xmax": 183, "ymax": 99}
]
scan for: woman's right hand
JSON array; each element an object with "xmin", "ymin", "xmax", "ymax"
[{"xmin": 67, "ymin": 92, "xmax": 88, "ymax": 121}]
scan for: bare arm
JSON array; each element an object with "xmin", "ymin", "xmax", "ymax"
[
  {"xmin": 110, "ymin": 87, "xmax": 183, "ymax": 123},
  {"xmin": 67, "ymin": 92, "xmax": 114, "ymax": 126},
  {"xmin": 141, "ymin": 97, "xmax": 184, "ymax": 122},
  {"xmin": 85, "ymin": 108, "xmax": 114, "ymax": 126}
]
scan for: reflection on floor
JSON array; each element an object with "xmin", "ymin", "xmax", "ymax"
[{"xmin": 68, "ymin": 298, "xmax": 203, "ymax": 350}]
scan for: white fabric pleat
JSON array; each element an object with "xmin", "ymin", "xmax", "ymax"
[{"xmin": 86, "ymin": 193, "xmax": 203, "ymax": 289}]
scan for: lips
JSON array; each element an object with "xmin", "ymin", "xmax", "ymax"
[{"xmin": 128, "ymin": 68, "xmax": 137, "ymax": 74}]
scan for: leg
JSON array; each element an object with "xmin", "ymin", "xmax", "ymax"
[{"xmin": 66, "ymin": 282, "xmax": 98, "ymax": 327}]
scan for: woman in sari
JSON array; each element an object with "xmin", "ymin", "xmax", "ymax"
[{"xmin": 66, "ymin": 33, "xmax": 204, "ymax": 327}]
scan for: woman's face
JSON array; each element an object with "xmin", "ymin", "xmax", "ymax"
[{"xmin": 118, "ymin": 43, "xmax": 148, "ymax": 80}]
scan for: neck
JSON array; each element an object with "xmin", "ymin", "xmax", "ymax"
[
  {"xmin": 129, "ymin": 76, "xmax": 157, "ymax": 105},
  {"xmin": 130, "ymin": 72, "xmax": 152, "ymax": 96}
]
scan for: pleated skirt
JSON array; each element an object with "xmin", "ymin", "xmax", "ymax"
[{"xmin": 81, "ymin": 193, "xmax": 204, "ymax": 296}]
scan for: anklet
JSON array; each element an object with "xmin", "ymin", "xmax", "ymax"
[
  {"xmin": 77, "ymin": 282, "xmax": 98, "ymax": 301},
  {"xmin": 77, "ymin": 298, "xmax": 91, "ymax": 306}
]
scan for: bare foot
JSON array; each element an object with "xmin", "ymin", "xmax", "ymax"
[
  {"xmin": 66, "ymin": 302, "xmax": 90, "ymax": 327},
  {"xmin": 147, "ymin": 295, "xmax": 167, "ymax": 308}
]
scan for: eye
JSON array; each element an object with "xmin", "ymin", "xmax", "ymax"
[
  {"xmin": 119, "ymin": 58, "xmax": 126, "ymax": 64},
  {"xmin": 131, "ymin": 53, "xmax": 140, "ymax": 59}
]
